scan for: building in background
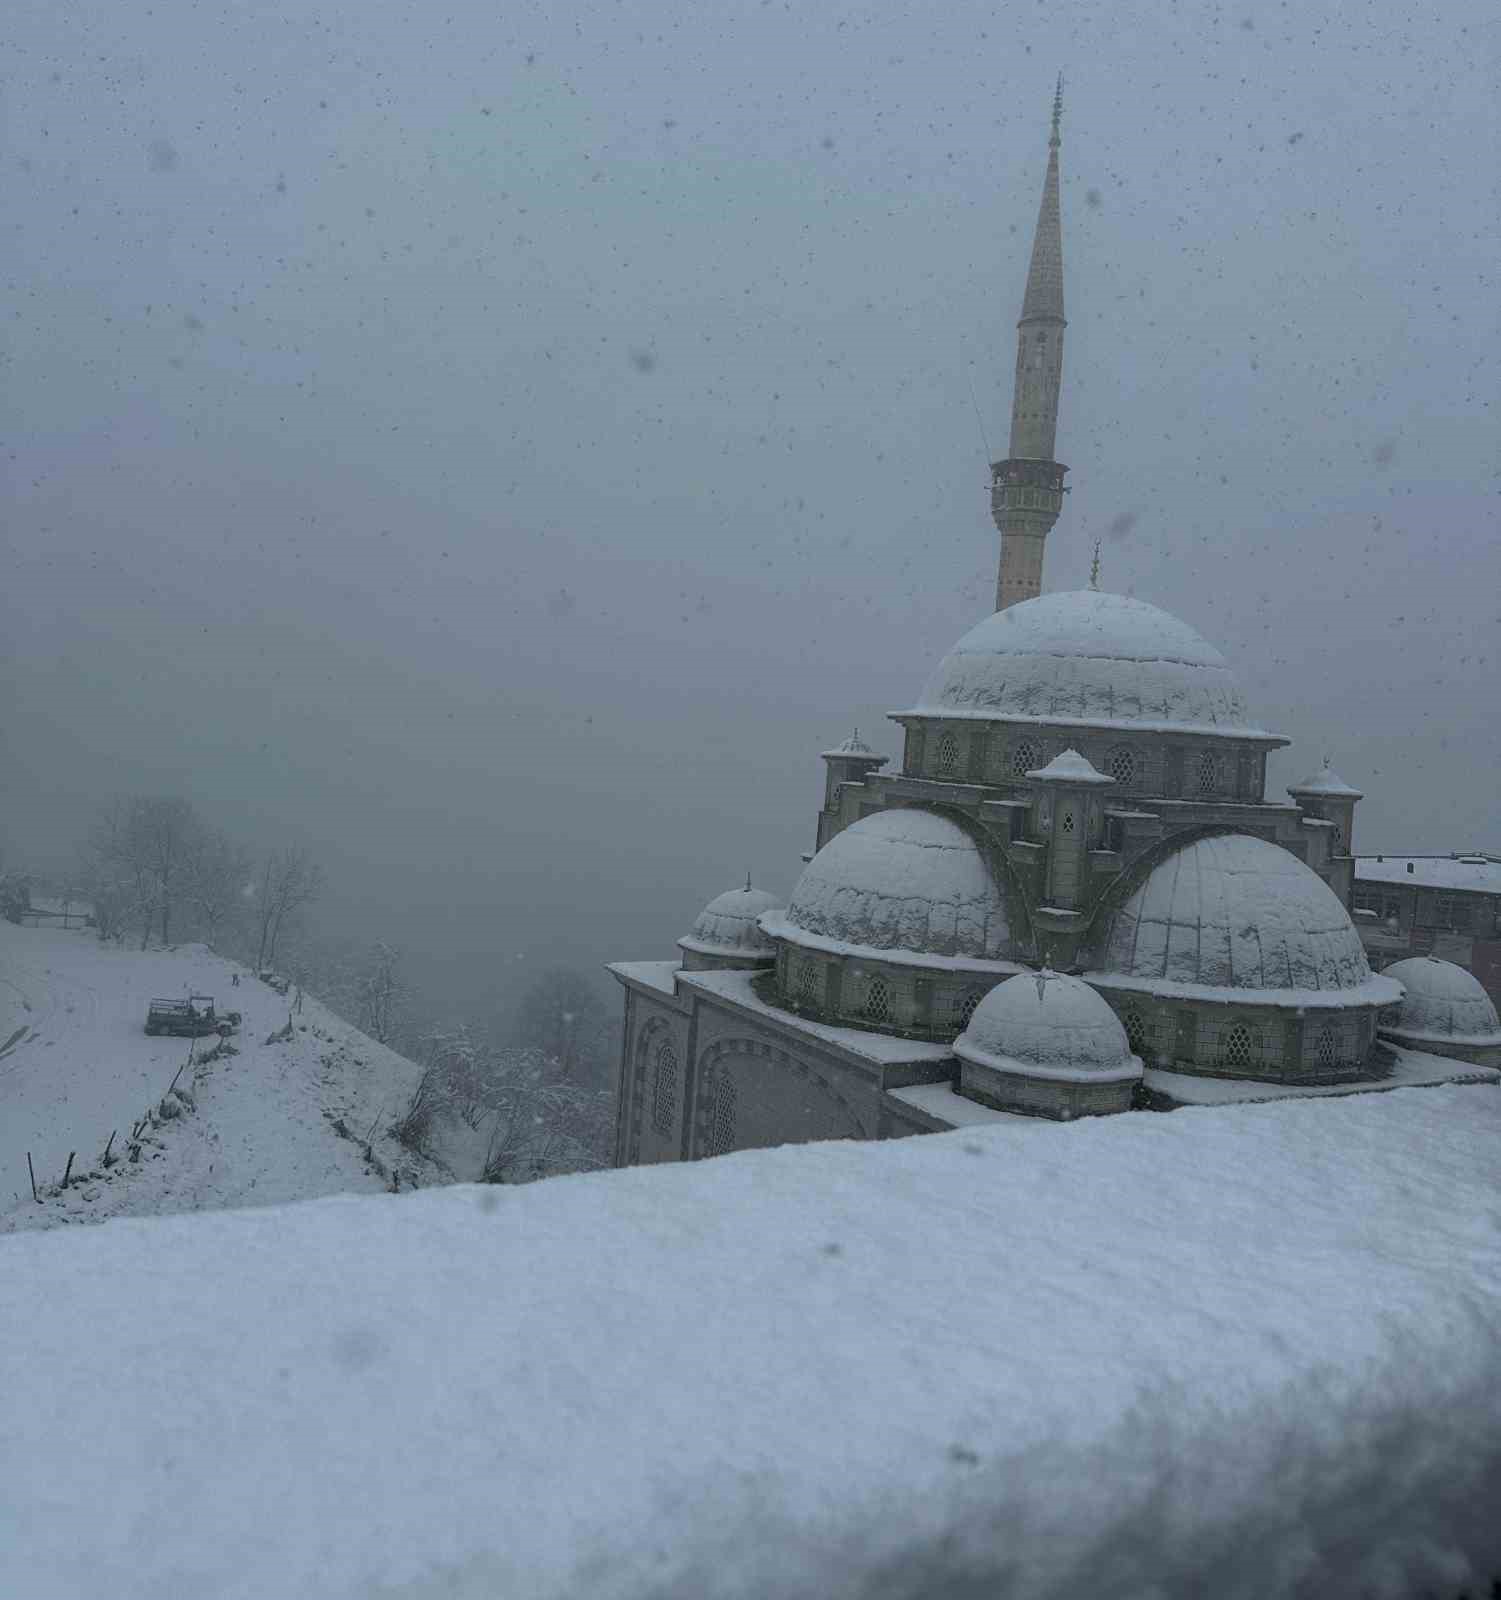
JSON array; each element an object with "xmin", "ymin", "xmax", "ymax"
[{"xmin": 1353, "ymin": 854, "xmax": 1501, "ymax": 1005}]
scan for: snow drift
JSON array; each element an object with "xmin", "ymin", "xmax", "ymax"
[{"xmin": 2, "ymin": 1084, "xmax": 1499, "ymax": 1599}]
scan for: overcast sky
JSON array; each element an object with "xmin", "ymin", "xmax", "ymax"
[{"xmin": 3, "ymin": 0, "xmax": 1497, "ymax": 1015}]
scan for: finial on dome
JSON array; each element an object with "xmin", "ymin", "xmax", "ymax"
[
  {"xmin": 1051, "ymin": 73, "xmax": 1063, "ymax": 148},
  {"xmin": 1090, "ymin": 539, "xmax": 1101, "ymax": 590},
  {"xmin": 745, "ymin": 870, "xmax": 752, "ymax": 893}
]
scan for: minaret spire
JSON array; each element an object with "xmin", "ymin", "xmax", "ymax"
[{"xmin": 993, "ymin": 84, "xmax": 1069, "ymax": 611}]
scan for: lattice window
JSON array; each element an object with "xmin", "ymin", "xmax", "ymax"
[
  {"xmin": 1221, "ymin": 1022, "xmax": 1256, "ymax": 1070},
  {"xmin": 1331, "ymin": 823, "xmax": 1344, "ymax": 851},
  {"xmin": 1315, "ymin": 1026, "xmax": 1340, "ymax": 1070},
  {"xmin": 1196, "ymin": 750, "xmax": 1219, "ymax": 796},
  {"xmin": 1060, "ymin": 809, "xmax": 1076, "ymax": 836},
  {"xmin": 936, "ymin": 732, "xmax": 960, "ymax": 775},
  {"xmin": 864, "ymin": 975, "xmax": 891, "ymax": 1024},
  {"xmin": 956, "ymin": 989, "xmax": 986, "ymax": 1032},
  {"xmin": 650, "ymin": 1038, "xmax": 677, "ymax": 1139},
  {"xmin": 1108, "ymin": 745, "xmax": 1137, "ymax": 786},
  {"xmin": 1122, "ymin": 1008, "xmax": 1148, "ymax": 1057},
  {"xmin": 795, "ymin": 956, "xmax": 821, "ymax": 1007},
  {"xmin": 1010, "ymin": 740, "xmax": 1041, "ymax": 779},
  {"xmin": 710, "ymin": 1074, "xmax": 737, "ymax": 1156}
]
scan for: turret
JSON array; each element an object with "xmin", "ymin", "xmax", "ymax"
[{"xmin": 993, "ymin": 79, "xmax": 1069, "ymax": 612}]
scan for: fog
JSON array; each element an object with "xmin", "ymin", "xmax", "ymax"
[{"xmin": 4, "ymin": 0, "xmax": 1497, "ymax": 1019}]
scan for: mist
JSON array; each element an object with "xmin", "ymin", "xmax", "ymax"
[{"xmin": 4, "ymin": 0, "xmax": 1497, "ymax": 1019}]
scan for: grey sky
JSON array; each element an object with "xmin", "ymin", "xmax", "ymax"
[{"xmin": 4, "ymin": 0, "xmax": 1498, "ymax": 1013}]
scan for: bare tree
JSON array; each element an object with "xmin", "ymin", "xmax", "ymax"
[
  {"xmin": 253, "ymin": 847, "xmax": 324, "ymax": 971},
  {"xmin": 478, "ymin": 1046, "xmax": 610, "ymax": 1184},
  {"xmin": 184, "ymin": 828, "xmax": 252, "ymax": 952},
  {"xmin": 509, "ymin": 968, "xmax": 609, "ymax": 1082},
  {"xmin": 356, "ymin": 941, "xmax": 405, "ymax": 1046},
  {"xmin": 81, "ymin": 796, "xmax": 203, "ymax": 948}
]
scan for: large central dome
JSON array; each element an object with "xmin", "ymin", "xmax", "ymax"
[{"xmin": 912, "ymin": 591, "xmax": 1265, "ymax": 734}]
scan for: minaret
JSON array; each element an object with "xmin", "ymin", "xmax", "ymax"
[{"xmin": 993, "ymin": 80, "xmax": 1068, "ymax": 612}]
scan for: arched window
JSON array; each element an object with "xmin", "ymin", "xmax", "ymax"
[
  {"xmin": 795, "ymin": 956, "xmax": 821, "ymax": 1007},
  {"xmin": 710, "ymin": 1074, "xmax": 737, "ymax": 1156},
  {"xmin": 1122, "ymin": 1008, "xmax": 1148, "ymax": 1057},
  {"xmin": 1010, "ymin": 740, "xmax": 1041, "ymax": 779},
  {"xmin": 1108, "ymin": 745, "xmax": 1137, "ymax": 786},
  {"xmin": 650, "ymin": 1038, "xmax": 678, "ymax": 1139},
  {"xmin": 956, "ymin": 989, "xmax": 986, "ymax": 1031},
  {"xmin": 864, "ymin": 975, "xmax": 891, "ymax": 1024},
  {"xmin": 936, "ymin": 732, "xmax": 960, "ymax": 775},
  {"xmin": 1060, "ymin": 808, "xmax": 1076, "ymax": 836},
  {"xmin": 1221, "ymin": 1022, "xmax": 1257, "ymax": 1071},
  {"xmin": 1196, "ymin": 750, "xmax": 1219, "ymax": 796},
  {"xmin": 1331, "ymin": 823, "xmax": 1345, "ymax": 851},
  {"xmin": 1315, "ymin": 1026, "xmax": 1340, "ymax": 1071}
]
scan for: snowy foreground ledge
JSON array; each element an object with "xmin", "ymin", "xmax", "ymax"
[{"xmin": 4, "ymin": 1089, "xmax": 1501, "ymax": 1600}]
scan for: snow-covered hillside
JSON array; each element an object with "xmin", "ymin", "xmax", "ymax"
[
  {"xmin": 0, "ymin": 919, "xmax": 438, "ymax": 1232},
  {"xmin": 1, "ymin": 1084, "xmax": 1498, "ymax": 1600}
]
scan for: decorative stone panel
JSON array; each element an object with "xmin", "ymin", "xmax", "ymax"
[{"xmin": 692, "ymin": 1034, "xmax": 868, "ymax": 1158}]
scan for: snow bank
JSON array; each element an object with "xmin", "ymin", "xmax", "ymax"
[{"xmin": 2, "ymin": 1086, "xmax": 1499, "ymax": 1600}]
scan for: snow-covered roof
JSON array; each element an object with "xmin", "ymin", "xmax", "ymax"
[
  {"xmin": 1090, "ymin": 833, "xmax": 1399, "ymax": 1002},
  {"xmin": 955, "ymin": 970, "xmax": 1142, "ymax": 1084},
  {"xmin": 908, "ymin": 590, "xmax": 1279, "ymax": 738},
  {"xmin": 1379, "ymin": 957, "xmax": 1501, "ymax": 1048},
  {"xmin": 4, "ymin": 1089, "xmax": 1500, "ymax": 1599},
  {"xmin": 1286, "ymin": 759, "xmax": 1363, "ymax": 799},
  {"xmin": 677, "ymin": 884, "xmax": 782, "ymax": 958},
  {"xmin": 766, "ymin": 808, "xmax": 1012, "ymax": 964},
  {"xmin": 821, "ymin": 731, "xmax": 887, "ymax": 762},
  {"xmin": 1025, "ymin": 747, "xmax": 1114, "ymax": 785},
  {"xmin": 1355, "ymin": 855, "xmax": 1501, "ymax": 894}
]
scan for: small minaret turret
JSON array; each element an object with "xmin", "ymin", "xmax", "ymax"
[{"xmin": 993, "ymin": 79, "xmax": 1069, "ymax": 612}]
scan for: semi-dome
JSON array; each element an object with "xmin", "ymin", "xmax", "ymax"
[
  {"xmin": 1088, "ymin": 833, "xmax": 1402, "ymax": 1005},
  {"xmin": 911, "ymin": 590, "xmax": 1271, "ymax": 736},
  {"xmin": 955, "ymin": 971, "xmax": 1141, "ymax": 1083},
  {"xmin": 678, "ymin": 884, "xmax": 783, "ymax": 960},
  {"xmin": 760, "ymin": 808, "xmax": 1011, "ymax": 964},
  {"xmin": 1379, "ymin": 958, "xmax": 1501, "ymax": 1047}
]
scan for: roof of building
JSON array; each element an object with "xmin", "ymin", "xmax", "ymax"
[
  {"xmin": 677, "ymin": 884, "xmax": 782, "ymax": 958},
  {"xmin": 763, "ymin": 807, "xmax": 1012, "ymax": 965},
  {"xmin": 955, "ymin": 970, "xmax": 1141, "ymax": 1084},
  {"xmin": 1354, "ymin": 855, "xmax": 1501, "ymax": 895},
  {"xmin": 908, "ymin": 591, "xmax": 1279, "ymax": 739},
  {"xmin": 1379, "ymin": 957, "xmax": 1501, "ymax": 1048},
  {"xmin": 1287, "ymin": 759, "xmax": 1363, "ymax": 799},
  {"xmin": 1026, "ymin": 748, "xmax": 1114, "ymax": 785},
  {"xmin": 1089, "ymin": 833, "xmax": 1401, "ymax": 1005},
  {"xmin": 821, "ymin": 730, "xmax": 887, "ymax": 762}
]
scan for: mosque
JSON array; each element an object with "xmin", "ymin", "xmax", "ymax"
[{"xmin": 608, "ymin": 89, "xmax": 1501, "ymax": 1167}]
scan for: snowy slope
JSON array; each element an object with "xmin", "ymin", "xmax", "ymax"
[
  {"xmin": 1, "ymin": 1084, "xmax": 1498, "ymax": 1600},
  {"xmin": 0, "ymin": 920, "xmax": 437, "ymax": 1231}
]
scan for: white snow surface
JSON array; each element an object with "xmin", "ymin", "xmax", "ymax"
[
  {"xmin": 0, "ymin": 920, "xmax": 433, "ymax": 1233},
  {"xmin": 1146, "ymin": 1047, "xmax": 1499, "ymax": 1105},
  {"xmin": 912, "ymin": 590, "xmax": 1275, "ymax": 737},
  {"xmin": 1092, "ymin": 832, "xmax": 1399, "ymax": 1001},
  {"xmin": 773, "ymin": 807, "xmax": 1011, "ymax": 962},
  {"xmin": 1025, "ymin": 746, "xmax": 1114, "ymax": 784},
  {"xmin": 1355, "ymin": 854, "xmax": 1501, "ymax": 893},
  {"xmin": 680, "ymin": 884, "xmax": 783, "ymax": 956},
  {"xmin": 1380, "ymin": 956, "xmax": 1501, "ymax": 1045},
  {"xmin": 3, "ymin": 1087, "xmax": 1501, "ymax": 1600},
  {"xmin": 955, "ymin": 971, "xmax": 1141, "ymax": 1083}
]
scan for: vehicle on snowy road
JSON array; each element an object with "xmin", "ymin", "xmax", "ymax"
[{"xmin": 144, "ymin": 996, "xmax": 240, "ymax": 1039}]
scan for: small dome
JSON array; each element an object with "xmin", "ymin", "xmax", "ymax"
[
  {"xmin": 912, "ymin": 590, "xmax": 1266, "ymax": 735},
  {"xmin": 955, "ymin": 971, "xmax": 1140, "ymax": 1083},
  {"xmin": 1287, "ymin": 759, "xmax": 1363, "ymax": 799},
  {"xmin": 1381, "ymin": 957, "xmax": 1501, "ymax": 1045},
  {"xmin": 761, "ymin": 808, "xmax": 1011, "ymax": 963},
  {"xmin": 1090, "ymin": 833, "xmax": 1401, "ymax": 1002},
  {"xmin": 679, "ymin": 884, "xmax": 783, "ymax": 958}
]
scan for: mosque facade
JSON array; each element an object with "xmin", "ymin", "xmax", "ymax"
[{"xmin": 608, "ymin": 95, "xmax": 1500, "ymax": 1167}]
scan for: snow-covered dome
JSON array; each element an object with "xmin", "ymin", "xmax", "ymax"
[
  {"xmin": 1379, "ymin": 958, "xmax": 1501, "ymax": 1046},
  {"xmin": 1089, "ymin": 833, "xmax": 1402, "ymax": 1003},
  {"xmin": 955, "ymin": 971, "xmax": 1141, "ymax": 1083},
  {"xmin": 760, "ymin": 808, "xmax": 1011, "ymax": 963},
  {"xmin": 912, "ymin": 591, "xmax": 1267, "ymax": 735},
  {"xmin": 678, "ymin": 884, "xmax": 783, "ymax": 959}
]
